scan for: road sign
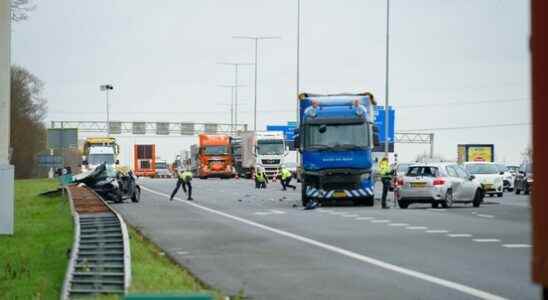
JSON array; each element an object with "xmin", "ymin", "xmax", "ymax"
[
  {"xmin": 374, "ymin": 106, "xmax": 395, "ymax": 152},
  {"xmin": 266, "ymin": 125, "xmax": 296, "ymax": 141},
  {"xmin": 156, "ymin": 122, "xmax": 170, "ymax": 135},
  {"xmin": 47, "ymin": 128, "xmax": 78, "ymax": 149},
  {"xmin": 133, "ymin": 122, "xmax": 146, "ymax": 135},
  {"xmin": 37, "ymin": 154, "xmax": 64, "ymax": 168}
]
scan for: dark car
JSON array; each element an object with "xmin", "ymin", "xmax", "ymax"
[{"xmin": 514, "ymin": 162, "xmax": 533, "ymax": 195}]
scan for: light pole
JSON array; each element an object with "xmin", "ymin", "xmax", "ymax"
[
  {"xmin": 218, "ymin": 63, "xmax": 252, "ymax": 130},
  {"xmin": 100, "ymin": 84, "xmax": 114, "ymax": 136},
  {"xmin": 384, "ymin": 0, "xmax": 391, "ymax": 158},
  {"xmin": 218, "ymin": 84, "xmax": 247, "ymax": 133},
  {"xmin": 0, "ymin": 0, "xmax": 13, "ymax": 235},
  {"xmin": 232, "ymin": 36, "xmax": 280, "ymax": 131},
  {"xmin": 296, "ymin": 0, "xmax": 301, "ymax": 126}
]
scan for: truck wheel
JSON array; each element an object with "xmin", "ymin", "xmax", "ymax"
[
  {"xmin": 497, "ymin": 192, "xmax": 503, "ymax": 198},
  {"xmin": 364, "ymin": 196, "xmax": 374, "ymax": 207},
  {"xmin": 131, "ymin": 187, "xmax": 141, "ymax": 203},
  {"xmin": 301, "ymin": 184, "xmax": 309, "ymax": 207}
]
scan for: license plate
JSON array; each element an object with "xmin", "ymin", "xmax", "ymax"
[
  {"xmin": 410, "ymin": 182, "xmax": 427, "ymax": 188},
  {"xmin": 334, "ymin": 191, "xmax": 347, "ymax": 198},
  {"xmin": 483, "ymin": 184, "xmax": 493, "ymax": 190}
]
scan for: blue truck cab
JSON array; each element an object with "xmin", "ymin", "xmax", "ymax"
[{"xmin": 296, "ymin": 92, "xmax": 377, "ymax": 206}]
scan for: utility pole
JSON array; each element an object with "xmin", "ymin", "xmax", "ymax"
[
  {"xmin": 218, "ymin": 62, "xmax": 252, "ymax": 130},
  {"xmin": 218, "ymin": 84, "xmax": 247, "ymax": 133},
  {"xmin": 233, "ymin": 36, "xmax": 280, "ymax": 131},
  {"xmin": 0, "ymin": 0, "xmax": 14, "ymax": 235},
  {"xmin": 100, "ymin": 84, "xmax": 114, "ymax": 136},
  {"xmin": 384, "ymin": 0, "xmax": 391, "ymax": 158}
]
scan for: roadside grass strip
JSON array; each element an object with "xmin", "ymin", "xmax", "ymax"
[{"xmin": 143, "ymin": 186, "xmax": 508, "ymax": 300}]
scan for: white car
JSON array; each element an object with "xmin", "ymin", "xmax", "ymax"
[
  {"xmin": 397, "ymin": 163, "xmax": 483, "ymax": 209},
  {"xmin": 496, "ymin": 163, "xmax": 517, "ymax": 192},
  {"xmin": 463, "ymin": 162, "xmax": 504, "ymax": 197}
]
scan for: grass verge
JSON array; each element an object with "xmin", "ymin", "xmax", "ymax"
[{"xmin": 0, "ymin": 179, "xmax": 227, "ymax": 299}]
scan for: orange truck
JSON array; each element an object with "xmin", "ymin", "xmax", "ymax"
[
  {"xmin": 133, "ymin": 144, "xmax": 156, "ymax": 177},
  {"xmin": 190, "ymin": 134, "xmax": 234, "ymax": 179}
]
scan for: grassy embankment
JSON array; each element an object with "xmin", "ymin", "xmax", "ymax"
[{"xmin": 0, "ymin": 179, "xmax": 225, "ymax": 299}]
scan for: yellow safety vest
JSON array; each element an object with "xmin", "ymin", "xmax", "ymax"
[
  {"xmin": 281, "ymin": 168, "xmax": 292, "ymax": 180},
  {"xmin": 378, "ymin": 161, "xmax": 391, "ymax": 178},
  {"xmin": 178, "ymin": 171, "xmax": 193, "ymax": 182},
  {"xmin": 256, "ymin": 171, "xmax": 266, "ymax": 182}
]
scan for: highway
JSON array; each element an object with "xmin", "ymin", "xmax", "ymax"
[{"xmin": 112, "ymin": 178, "xmax": 535, "ymax": 300}]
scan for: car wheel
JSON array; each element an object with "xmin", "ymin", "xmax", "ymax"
[
  {"xmin": 497, "ymin": 192, "xmax": 503, "ymax": 198},
  {"xmin": 131, "ymin": 187, "xmax": 141, "ymax": 203},
  {"xmin": 398, "ymin": 199, "xmax": 409, "ymax": 209},
  {"xmin": 431, "ymin": 202, "xmax": 439, "ymax": 209},
  {"xmin": 442, "ymin": 190, "xmax": 453, "ymax": 208},
  {"xmin": 473, "ymin": 189, "xmax": 482, "ymax": 207}
]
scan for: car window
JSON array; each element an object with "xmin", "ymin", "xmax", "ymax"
[
  {"xmin": 446, "ymin": 166, "xmax": 458, "ymax": 177},
  {"xmin": 454, "ymin": 166, "xmax": 469, "ymax": 178},
  {"xmin": 406, "ymin": 166, "xmax": 439, "ymax": 177}
]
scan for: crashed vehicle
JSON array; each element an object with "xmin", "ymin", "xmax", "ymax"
[{"xmin": 74, "ymin": 162, "xmax": 141, "ymax": 203}]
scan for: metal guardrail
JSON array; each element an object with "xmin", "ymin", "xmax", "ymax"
[{"xmin": 61, "ymin": 185, "xmax": 131, "ymax": 299}]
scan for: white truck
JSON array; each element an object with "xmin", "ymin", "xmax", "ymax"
[{"xmin": 241, "ymin": 131, "xmax": 286, "ymax": 179}]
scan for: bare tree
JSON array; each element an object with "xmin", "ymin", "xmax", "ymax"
[
  {"xmin": 10, "ymin": 65, "xmax": 48, "ymax": 178},
  {"xmin": 11, "ymin": 0, "xmax": 36, "ymax": 22}
]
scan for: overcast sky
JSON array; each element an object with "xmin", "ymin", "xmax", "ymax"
[{"xmin": 12, "ymin": 0, "xmax": 531, "ymax": 163}]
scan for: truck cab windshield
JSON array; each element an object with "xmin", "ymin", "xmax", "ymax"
[
  {"xmin": 257, "ymin": 140, "xmax": 285, "ymax": 155},
  {"xmin": 305, "ymin": 123, "xmax": 369, "ymax": 150},
  {"xmin": 89, "ymin": 154, "xmax": 115, "ymax": 165},
  {"xmin": 203, "ymin": 146, "xmax": 228, "ymax": 156}
]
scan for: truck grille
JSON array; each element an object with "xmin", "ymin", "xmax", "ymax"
[{"xmin": 262, "ymin": 159, "xmax": 280, "ymax": 165}]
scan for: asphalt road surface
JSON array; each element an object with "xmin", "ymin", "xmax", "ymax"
[{"xmin": 112, "ymin": 178, "xmax": 535, "ymax": 300}]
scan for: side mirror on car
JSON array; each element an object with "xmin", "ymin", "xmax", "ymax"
[
  {"xmin": 469, "ymin": 175, "xmax": 476, "ymax": 180},
  {"xmin": 499, "ymin": 171, "xmax": 504, "ymax": 175}
]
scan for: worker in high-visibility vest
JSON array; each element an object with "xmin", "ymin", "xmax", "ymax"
[
  {"xmin": 279, "ymin": 166, "xmax": 296, "ymax": 191},
  {"xmin": 255, "ymin": 166, "xmax": 268, "ymax": 189},
  {"xmin": 170, "ymin": 168, "xmax": 193, "ymax": 201},
  {"xmin": 378, "ymin": 157, "xmax": 393, "ymax": 209}
]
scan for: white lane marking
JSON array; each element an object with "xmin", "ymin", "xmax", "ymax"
[
  {"xmin": 502, "ymin": 244, "xmax": 531, "ymax": 248},
  {"xmin": 473, "ymin": 239, "xmax": 500, "ymax": 243},
  {"xmin": 388, "ymin": 223, "xmax": 409, "ymax": 227},
  {"xmin": 355, "ymin": 217, "xmax": 375, "ymax": 220},
  {"xmin": 406, "ymin": 226, "xmax": 428, "ymax": 230},
  {"xmin": 253, "ymin": 210, "xmax": 286, "ymax": 216},
  {"xmin": 342, "ymin": 214, "xmax": 359, "ymax": 218},
  {"xmin": 270, "ymin": 210, "xmax": 286, "ymax": 215},
  {"xmin": 448, "ymin": 234, "xmax": 473, "ymax": 238},
  {"xmin": 176, "ymin": 251, "xmax": 189, "ymax": 255},
  {"xmin": 426, "ymin": 230, "xmax": 449, "ymax": 234},
  {"xmin": 427, "ymin": 208, "xmax": 447, "ymax": 212},
  {"xmin": 371, "ymin": 220, "xmax": 390, "ymax": 223},
  {"xmin": 471, "ymin": 212, "xmax": 478, "ymax": 214},
  {"xmin": 142, "ymin": 186, "xmax": 508, "ymax": 300},
  {"xmin": 477, "ymin": 214, "xmax": 494, "ymax": 219},
  {"xmin": 254, "ymin": 212, "xmax": 271, "ymax": 216}
]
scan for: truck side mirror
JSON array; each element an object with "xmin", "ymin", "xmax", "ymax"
[{"xmin": 372, "ymin": 125, "xmax": 380, "ymax": 146}]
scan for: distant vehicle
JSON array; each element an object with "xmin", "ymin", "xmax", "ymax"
[
  {"xmin": 230, "ymin": 136, "xmax": 243, "ymax": 177},
  {"xmin": 74, "ymin": 163, "xmax": 140, "ymax": 204},
  {"xmin": 82, "ymin": 137, "xmax": 120, "ymax": 172},
  {"xmin": 397, "ymin": 163, "xmax": 483, "ymax": 209},
  {"xmin": 394, "ymin": 162, "xmax": 413, "ymax": 188},
  {"xmin": 241, "ymin": 131, "xmax": 286, "ymax": 180},
  {"xmin": 133, "ymin": 144, "xmax": 157, "ymax": 178},
  {"xmin": 155, "ymin": 160, "xmax": 172, "ymax": 178},
  {"xmin": 463, "ymin": 162, "xmax": 504, "ymax": 197},
  {"xmin": 457, "ymin": 144, "xmax": 495, "ymax": 163},
  {"xmin": 191, "ymin": 134, "xmax": 234, "ymax": 179},
  {"xmin": 514, "ymin": 161, "xmax": 533, "ymax": 195},
  {"xmin": 495, "ymin": 163, "xmax": 515, "ymax": 192}
]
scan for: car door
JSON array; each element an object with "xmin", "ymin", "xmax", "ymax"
[
  {"xmin": 455, "ymin": 165, "xmax": 475, "ymax": 200},
  {"xmin": 445, "ymin": 165, "xmax": 464, "ymax": 200}
]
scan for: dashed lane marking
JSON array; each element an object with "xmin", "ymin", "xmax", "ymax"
[
  {"xmin": 355, "ymin": 217, "xmax": 375, "ymax": 220},
  {"xmin": 477, "ymin": 214, "xmax": 494, "ymax": 219},
  {"xmin": 388, "ymin": 223, "xmax": 409, "ymax": 227},
  {"xmin": 342, "ymin": 214, "xmax": 360, "ymax": 218},
  {"xmin": 473, "ymin": 239, "xmax": 500, "ymax": 243},
  {"xmin": 502, "ymin": 244, "xmax": 531, "ymax": 248},
  {"xmin": 371, "ymin": 220, "xmax": 390, "ymax": 223},
  {"xmin": 426, "ymin": 230, "xmax": 449, "ymax": 234},
  {"xmin": 406, "ymin": 226, "xmax": 428, "ymax": 230},
  {"xmin": 142, "ymin": 186, "xmax": 508, "ymax": 300},
  {"xmin": 448, "ymin": 234, "xmax": 473, "ymax": 238}
]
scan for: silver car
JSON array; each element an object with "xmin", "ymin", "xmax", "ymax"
[{"xmin": 397, "ymin": 163, "xmax": 484, "ymax": 209}]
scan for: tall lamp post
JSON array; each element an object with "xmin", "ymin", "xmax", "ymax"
[
  {"xmin": 100, "ymin": 84, "xmax": 114, "ymax": 136},
  {"xmin": 218, "ymin": 84, "xmax": 247, "ymax": 133},
  {"xmin": 0, "ymin": 0, "xmax": 13, "ymax": 235},
  {"xmin": 384, "ymin": 0, "xmax": 391, "ymax": 158},
  {"xmin": 218, "ymin": 63, "xmax": 252, "ymax": 130},
  {"xmin": 232, "ymin": 36, "xmax": 280, "ymax": 131}
]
